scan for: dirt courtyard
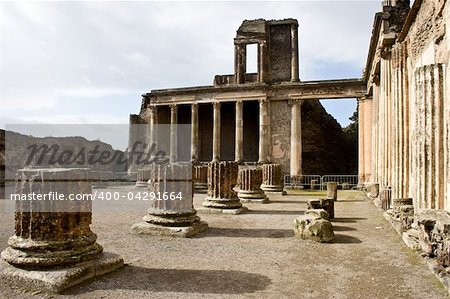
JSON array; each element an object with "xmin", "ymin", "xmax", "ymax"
[{"xmin": 0, "ymin": 189, "xmax": 448, "ymax": 298}]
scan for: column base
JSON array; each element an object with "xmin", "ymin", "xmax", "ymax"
[
  {"xmin": 197, "ymin": 206, "xmax": 248, "ymax": 215},
  {"xmin": 194, "ymin": 183, "xmax": 208, "ymax": 194},
  {"xmin": 261, "ymin": 184, "xmax": 286, "ymax": 195},
  {"xmin": 202, "ymin": 196, "xmax": 243, "ymax": 210},
  {"xmin": 238, "ymin": 190, "xmax": 269, "ymax": 203},
  {"xmin": 131, "ymin": 221, "xmax": 208, "ymax": 238},
  {"xmin": 0, "ymin": 252, "xmax": 123, "ymax": 294}
]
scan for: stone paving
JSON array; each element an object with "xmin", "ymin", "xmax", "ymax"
[{"xmin": 0, "ymin": 189, "xmax": 448, "ymax": 298}]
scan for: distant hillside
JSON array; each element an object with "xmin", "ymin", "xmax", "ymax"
[{"xmin": 0, "ymin": 129, "xmax": 127, "ymax": 185}]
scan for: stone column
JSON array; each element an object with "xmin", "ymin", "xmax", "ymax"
[
  {"xmin": 149, "ymin": 105, "xmax": 158, "ymax": 152},
  {"xmin": 290, "ymin": 99, "xmax": 302, "ymax": 176},
  {"xmin": 258, "ymin": 98, "xmax": 270, "ymax": 163},
  {"xmin": 235, "ymin": 44, "xmax": 246, "ymax": 84},
  {"xmin": 1, "ymin": 168, "xmax": 123, "ymax": 293},
  {"xmin": 258, "ymin": 42, "xmax": 267, "ymax": 82},
  {"xmin": 212, "ymin": 102, "xmax": 221, "ymax": 161},
  {"xmin": 128, "ymin": 114, "xmax": 143, "ymax": 175},
  {"xmin": 235, "ymin": 100, "xmax": 244, "ymax": 163},
  {"xmin": 326, "ymin": 182, "xmax": 338, "ymax": 201},
  {"xmin": 191, "ymin": 103, "xmax": 199, "ymax": 163},
  {"xmin": 132, "ymin": 162, "xmax": 208, "ymax": 237},
  {"xmin": 170, "ymin": 104, "xmax": 178, "ymax": 162},
  {"xmin": 238, "ymin": 168, "xmax": 268, "ymax": 203},
  {"xmin": 136, "ymin": 168, "xmax": 152, "ymax": 188},
  {"xmin": 291, "ymin": 23, "xmax": 300, "ymax": 82},
  {"xmin": 200, "ymin": 161, "xmax": 247, "ymax": 214},
  {"xmin": 261, "ymin": 163, "xmax": 285, "ymax": 194},
  {"xmin": 193, "ymin": 164, "xmax": 208, "ymax": 193}
]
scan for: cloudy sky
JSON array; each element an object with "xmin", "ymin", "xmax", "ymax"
[{"xmin": 0, "ymin": 1, "xmax": 380, "ymax": 149}]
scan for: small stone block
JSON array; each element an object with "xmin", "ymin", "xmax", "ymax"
[
  {"xmin": 131, "ymin": 221, "xmax": 208, "ymax": 237},
  {"xmin": 305, "ymin": 209, "xmax": 330, "ymax": 220}
]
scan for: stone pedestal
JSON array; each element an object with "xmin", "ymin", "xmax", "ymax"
[
  {"xmin": 307, "ymin": 198, "xmax": 335, "ymax": 219},
  {"xmin": 261, "ymin": 164, "xmax": 285, "ymax": 195},
  {"xmin": 193, "ymin": 164, "xmax": 208, "ymax": 194},
  {"xmin": 135, "ymin": 168, "xmax": 151, "ymax": 187},
  {"xmin": 238, "ymin": 168, "xmax": 268, "ymax": 203},
  {"xmin": 380, "ymin": 186, "xmax": 392, "ymax": 210},
  {"xmin": 200, "ymin": 161, "xmax": 247, "ymax": 214},
  {"xmin": 369, "ymin": 183, "xmax": 380, "ymax": 198},
  {"xmin": 326, "ymin": 182, "xmax": 338, "ymax": 201},
  {"xmin": 0, "ymin": 168, "xmax": 123, "ymax": 294},
  {"xmin": 132, "ymin": 162, "xmax": 208, "ymax": 237}
]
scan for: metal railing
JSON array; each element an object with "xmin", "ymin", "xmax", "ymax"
[
  {"xmin": 321, "ymin": 175, "xmax": 359, "ymax": 190},
  {"xmin": 284, "ymin": 174, "xmax": 359, "ymax": 190},
  {"xmin": 283, "ymin": 175, "xmax": 321, "ymax": 189}
]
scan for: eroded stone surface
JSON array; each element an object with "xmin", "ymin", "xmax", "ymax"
[
  {"xmin": 132, "ymin": 162, "xmax": 208, "ymax": 237},
  {"xmin": 238, "ymin": 168, "xmax": 268, "ymax": 203},
  {"xmin": 202, "ymin": 161, "xmax": 243, "ymax": 211},
  {"xmin": 293, "ymin": 215, "xmax": 334, "ymax": 243}
]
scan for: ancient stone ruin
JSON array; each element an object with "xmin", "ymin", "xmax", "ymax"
[
  {"xmin": 0, "ymin": 168, "xmax": 123, "ymax": 293},
  {"xmin": 200, "ymin": 161, "xmax": 247, "ymax": 214},
  {"xmin": 132, "ymin": 162, "xmax": 208, "ymax": 237},
  {"xmin": 237, "ymin": 167, "xmax": 268, "ymax": 203}
]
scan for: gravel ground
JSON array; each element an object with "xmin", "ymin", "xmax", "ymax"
[{"xmin": 0, "ymin": 188, "xmax": 448, "ymax": 298}]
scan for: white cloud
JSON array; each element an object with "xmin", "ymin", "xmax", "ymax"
[{"xmin": 0, "ymin": 1, "xmax": 380, "ymax": 127}]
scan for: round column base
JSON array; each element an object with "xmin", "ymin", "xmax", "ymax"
[
  {"xmin": 238, "ymin": 190, "xmax": 268, "ymax": 203},
  {"xmin": 143, "ymin": 211, "xmax": 199, "ymax": 227},
  {"xmin": 1, "ymin": 234, "xmax": 103, "ymax": 269},
  {"xmin": 202, "ymin": 196, "xmax": 243, "ymax": 209}
]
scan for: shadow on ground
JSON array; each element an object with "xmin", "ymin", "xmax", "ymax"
[
  {"xmin": 332, "ymin": 225, "xmax": 357, "ymax": 232},
  {"xmin": 206, "ymin": 227, "xmax": 294, "ymax": 238},
  {"xmin": 331, "ymin": 234, "xmax": 363, "ymax": 244},
  {"xmin": 247, "ymin": 209, "xmax": 304, "ymax": 215},
  {"xmin": 332, "ymin": 217, "xmax": 368, "ymax": 223},
  {"xmin": 65, "ymin": 266, "xmax": 271, "ymax": 295}
]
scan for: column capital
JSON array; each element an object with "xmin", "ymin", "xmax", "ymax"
[
  {"xmin": 191, "ymin": 102, "xmax": 198, "ymax": 108},
  {"xmin": 170, "ymin": 103, "xmax": 177, "ymax": 110},
  {"xmin": 258, "ymin": 98, "xmax": 269, "ymax": 105},
  {"xmin": 212, "ymin": 101, "xmax": 221, "ymax": 109},
  {"xmin": 236, "ymin": 100, "xmax": 243, "ymax": 107}
]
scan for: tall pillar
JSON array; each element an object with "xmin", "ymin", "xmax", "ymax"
[
  {"xmin": 235, "ymin": 44, "xmax": 246, "ymax": 84},
  {"xmin": 170, "ymin": 104, "xmax": 178, "ymax": 162},
  {"xmin": 191, "ymin": 103, "xmax": 199, "ymax": 163},
  {"xmin": 290, "ymin": 99, "xmax": 302, "ymax": 176},
  {"xmin": 235, "ymin": 100, "xmax": 244, "ymax": 163},
  {"xmin": 291, "ymin": 23, "xmax": 300, "ymax": 82},
  {"xmin": 258, "ymin": 42, "xmax": 267, "ymax": 82},
  {"xmin": 258, "ymin": 98, "xmax": 270, "ymax": 163},
  {"xmin": 149, "ymin": 105, "xmax": 158, "ymax": 157},
  {"xmin": 212, "ymin": 102, "xmax": 221, "ymax": 161}
]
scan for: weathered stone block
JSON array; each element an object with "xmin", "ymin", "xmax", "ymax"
[
  {"xmin": 307, "ymin": 198, "xmax": 334, "ymax": 219},
  {"xmin": 293, "ymin": 215, "xmax": 334, "ymax": 243},
  {"xmin": 305, "ymin": 209, "xmax": 330, "ymax": 220},
  {"xmin": 326, "ymin": 182, "xmax": 337, "ymax": 201}
]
